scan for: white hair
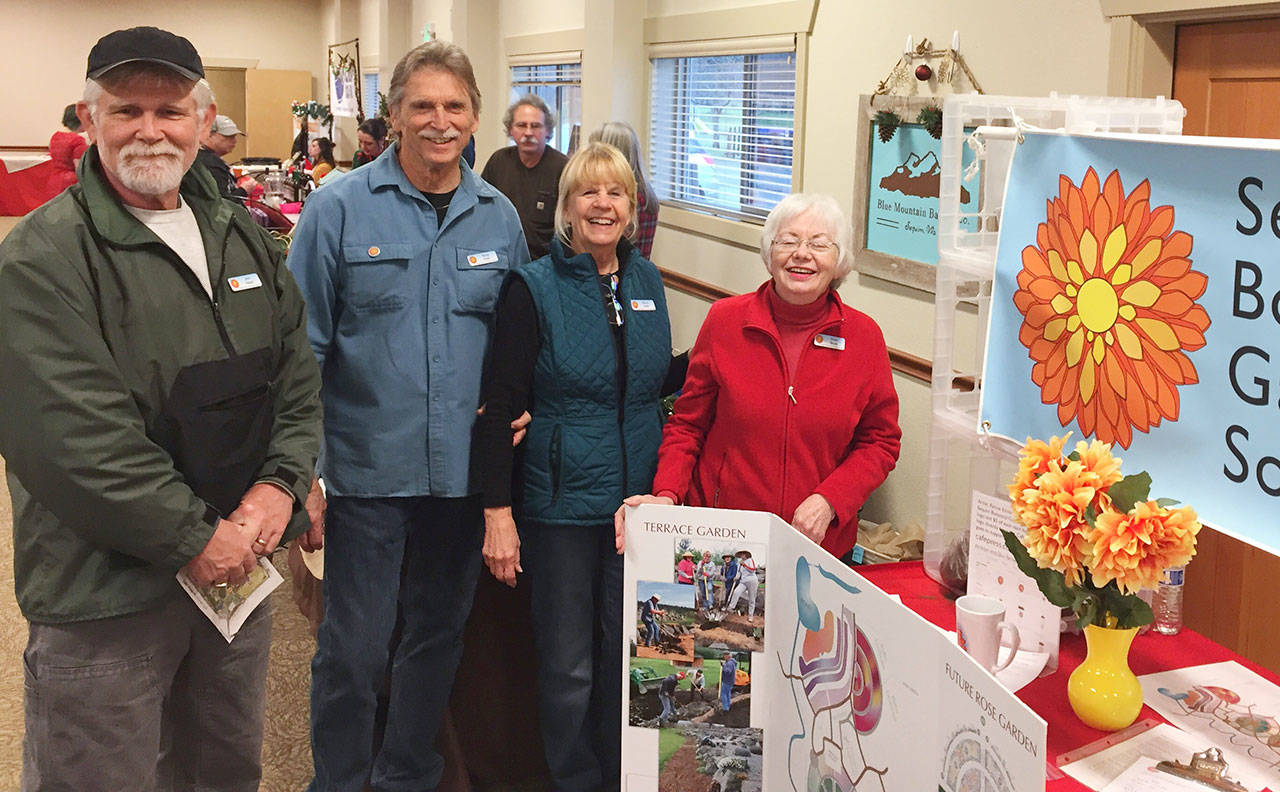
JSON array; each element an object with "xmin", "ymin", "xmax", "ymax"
[
  {"xmin": 759, "ymin": 193, "xmax": 855, "ymax": 288},
  {"xmin": 82, "ymin": 67, "xmax": 213, "ymax": 124}
]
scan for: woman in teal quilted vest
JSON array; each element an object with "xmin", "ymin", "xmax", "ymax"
[{"xmin": 473, "ymin": 142, "xmax": 685, "ymax": 791}]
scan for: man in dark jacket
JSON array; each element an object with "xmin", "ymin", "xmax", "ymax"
[
  {"xmin": 197, "ymin": 113, "xmax": 249, "ymax": 200},
  {"xmin": 0, "ymin": 27, "xmax": 322, "ymax": 791}
]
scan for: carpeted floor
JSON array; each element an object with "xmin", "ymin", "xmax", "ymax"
[{"xmin": 0, "ymin": 457, "xmax": 318, "ymax": 790}]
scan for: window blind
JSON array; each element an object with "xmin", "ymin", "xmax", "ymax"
[{"xmin": 648, "ymin": 47, "xmax": 796, "ymax": 221}]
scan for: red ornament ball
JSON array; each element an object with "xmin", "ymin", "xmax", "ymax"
[{"xmin": 915, "ymin": 63, "xmax": 933, "ymax": 81}]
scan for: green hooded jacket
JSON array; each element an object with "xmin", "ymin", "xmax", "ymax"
[{"xmin": 0, "ymin": 147, "xmax": 322, "ymax": 623}]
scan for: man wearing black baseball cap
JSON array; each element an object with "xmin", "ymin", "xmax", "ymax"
[{"xmin": 0, "ymin": 26, "xmax": 322, "ymax": 792}]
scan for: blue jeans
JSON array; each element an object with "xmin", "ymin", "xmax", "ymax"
[
  {"xmin": 659, "ymin": 692, "xmax": 675, "ymax": 722},
  {"xmin": 309, "ymin": 495, "xmax": 482, "ymax": 792},
  {"xmin": 720, "ymin": 683, "xmax": 733, "ymax": 712},
  {"xmin": 642, "ymin": 616, "xmax": 658, "ymax": 646},
  {"xmin": 523, "ymin": 522, "xmax": 622, "ymax": 792}
]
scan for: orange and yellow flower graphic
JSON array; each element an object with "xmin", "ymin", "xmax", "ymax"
[{"xmin": 1013, "ymin": 168, "xmax": 1210, "ymax": 448}]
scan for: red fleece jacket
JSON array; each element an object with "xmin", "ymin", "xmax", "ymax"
[{"xmin": 652, "ymin": 281, "xmax": 901, "ymax": 558}]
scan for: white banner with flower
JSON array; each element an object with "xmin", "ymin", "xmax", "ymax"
[{"xmin": 982, "ymin": 130, "xmax": 1280, "ymax": 555}]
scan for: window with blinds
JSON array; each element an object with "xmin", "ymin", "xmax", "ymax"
[
  {"xmin": 509, "ymin": 59, "xmax": 582, "ymax": 152},
  {"xmin": 362, "ymin": 72, "xmax": 380, "ymax": 120},
  {"xmin": 649, "ymin": 46, "xmax": 796, "ymax": 221}
]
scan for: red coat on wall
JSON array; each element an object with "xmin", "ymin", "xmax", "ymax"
[{"xmin": 651, "ymin": 281, "xmax": 901, "ymax": 558}]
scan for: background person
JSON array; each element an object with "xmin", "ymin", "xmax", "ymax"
[
  {"xmin": 588, "ymin": 121, "xmax": 658, "ymax": 258},
  {"xmin": 0, "ymin": 26, "xmax": 322, "ymax": 790},
  {"xmin": 472, "ymin": 141, "xmax": 685, "ymax": 792},
  {"xmin": 726, "ymin": 550, "xmax": 760, "ymax": 621},
  {"xmin": 640, "ymin": 594, "xmax": 664, "ymax": 646},
  {"xmin": 480, "ymin": 94, "xmax": 567, "ymax": 259},
  {"xmin": 719, "ymin": 653, "xmax": 738, "ymax": 712},
  {"xmin": 352, "ymin": 117, "xmax": 388, "ymax": 168},
  {"xmin": 695, "ymin": 550, "xmax": 716, "ymax": 613},
  {"xmin": 197, "ymin": 114, "xmax": 248, "ymax": 200},
  {"xmin": 308, "ymin": 136, "xmax": 336, "ymax": 182},
  {"xmin": 720, "ymin": 552, "xmax": 738, "ymax": 607},
  {"xmin": 676, "ymin": 551, "xmax": 695, "ymax": 584},
  {"xmin": 287, "ymin": 39, "xmax": 529, "ymax": 792},
  {"xmin": 48, "ymin": 102, "xmax": 87, "ymax": 194},
  {"xmin": 616, "ymin": 193, "xmax": 901, "ymax": 563}
]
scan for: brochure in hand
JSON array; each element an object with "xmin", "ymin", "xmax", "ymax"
[{"xmin": 177, "ymin": 556, "xmax": 283, "ymax": 642}]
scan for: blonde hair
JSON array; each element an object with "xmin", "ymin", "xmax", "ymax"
[{"xmin": 554, "ymin": 142, "xmax": 638, "ymax": 245}]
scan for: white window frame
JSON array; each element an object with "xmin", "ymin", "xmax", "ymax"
[{"xmin": 648, "ymin": 35, "xmax": 798, "ymax": 225}]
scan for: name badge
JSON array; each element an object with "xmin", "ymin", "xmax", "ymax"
[
  {"xmin": 814, "ymin": 333, "xmax": 846, "ymax": 351},
  {"xmin": 630, "ymin": 299, "xmax": 656, "ymax": 312},
  {"xmin": 228, "ymin": 273, "xmax": 262, "ymax": 292},
  {"xmin": 467, "ymin": 250, "xmax": 499, "ymax": 266}
]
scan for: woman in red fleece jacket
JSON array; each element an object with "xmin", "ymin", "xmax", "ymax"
[{"xmin": 616, "ymin": 193, "xmax": 901, "ymax": 560}]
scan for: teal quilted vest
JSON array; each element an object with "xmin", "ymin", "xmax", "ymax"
[{"xmin": 516, "ymin": 238, "xmax": 671, "ymax": 525}]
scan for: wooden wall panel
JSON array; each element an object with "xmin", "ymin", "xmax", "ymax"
[
  {"xmin": 244, "ymin": 69, "xmax": 312, "ymax": 160},
  {"xmin": 1174, "ymin": 17, "xmax": 1280, "ymax": 674}
]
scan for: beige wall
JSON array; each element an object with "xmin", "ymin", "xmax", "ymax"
[
  {"xmin": 644, "ymin": 0, "xmax": 1113, "ymax": 528},
  {"xmin": 0, "ymin": 0, "xmax": 325, "ymax": 147}
]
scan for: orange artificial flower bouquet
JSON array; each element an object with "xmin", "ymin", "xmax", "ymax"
[{"xmin": 1003, "ymin": 434, "xmax": 1201, "ymax": 629}]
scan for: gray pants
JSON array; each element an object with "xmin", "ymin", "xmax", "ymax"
[{"xmin": 22, "ymin": 594, "xmax": 271, "ymax": 792}]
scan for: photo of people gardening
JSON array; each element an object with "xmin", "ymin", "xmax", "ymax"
[
  {"xmin": 627, "ymin": 647, "xmax": 761, "ymax": 792},
  {"xmin": 669, "ymin": 539, "xmax": 767, "ymax": 653}
]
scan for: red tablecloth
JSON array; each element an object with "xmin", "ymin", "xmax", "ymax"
[{"xmin": 857, "ymin": 561, "xmax": 1280, "ymax": 791}]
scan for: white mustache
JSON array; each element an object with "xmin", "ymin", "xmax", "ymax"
[
  {"xmin": 519, "ymin": 135, "xmax": 541, "ymax": 144},
  {"xmin": 120, "ymin": 140, "xmax": 183, "ymax": 163},
  {"xmin": 418, "ymin": 128, "xmax": 461, "ymax": 141}
]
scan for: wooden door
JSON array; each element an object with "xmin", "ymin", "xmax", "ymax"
[
  {"xmin": 1173, "ymin": 18, "xmax": 1280, "ymax": 673},
  {"xmin": 244, "ymin": 69, "xmax": 313, "ymax": 160},
  {"xmin": 205, "ymin": 67, "xmax": 248, "ymax": 163}
]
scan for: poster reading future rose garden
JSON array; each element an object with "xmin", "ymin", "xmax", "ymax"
[
  {"xmin": 621, "ymin": 504, "xmax": 1046, "ymax": 791},
  {"xmin": 981, "ymin": 131, "xmax": 1280, "ymax": 555}
]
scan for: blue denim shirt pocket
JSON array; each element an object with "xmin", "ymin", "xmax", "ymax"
[
  {"xmin": 342, "ymin": 243, "xmax": 415, "ymax": 314},
  {"xmin": 454, "ymin": 248, "xmax": 508, "ymax": 314},
  {"xmin": 339, "ymin": 243, "xmax": 424, "ymax": 385}
]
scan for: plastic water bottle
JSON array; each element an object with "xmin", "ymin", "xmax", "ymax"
[{"xmin": 1153, "ymin": 566, "xmax": 1185, "ymax": 635}]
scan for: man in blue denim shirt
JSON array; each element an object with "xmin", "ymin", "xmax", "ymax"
[{"xmin": 287, "ymin": 40, "xmax": 528, "ymax": 792}]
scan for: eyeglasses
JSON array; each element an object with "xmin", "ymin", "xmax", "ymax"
[
  {"xmin": 771, "ymin": 236, "xmax": 838, "ymax": 255},
  {"xmin": 605, "ymin": 273, "xmax": 624, "ymax": 327}
]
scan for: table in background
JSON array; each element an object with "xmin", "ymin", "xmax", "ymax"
[{"xmin": 857, "ymin": 561, "xmax": 1280, "ymax": 792}]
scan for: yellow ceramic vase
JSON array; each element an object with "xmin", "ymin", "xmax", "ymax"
[{"xmin": 1067, "ymin": 624, "xmax": 1143, "ymax": 731}]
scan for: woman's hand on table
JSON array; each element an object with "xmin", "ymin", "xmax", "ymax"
[
  {"xmin": 613, "ymin": 494, "xmax": 675, "ymax": 554},
  {"xmin": 792, "ymin": 493, "xmax": 835, "ymax": 546},
  {"xmin": 482, "ymin": 506, "xmax": 522, "ymax": 587}
]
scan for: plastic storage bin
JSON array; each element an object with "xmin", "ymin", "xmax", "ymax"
[{"xmin": 923, "ymin": 93, "xmax": 1186, "ymax": 590}]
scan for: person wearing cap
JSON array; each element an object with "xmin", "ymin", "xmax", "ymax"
[
  {"xmin": 0, "ymin": 25, "xmax": 323, "ymax": 791},
  {"xmin": 197, "ymin": 114, "xmax": 248, "ymax": 200},
  {"xmin": 658, "ymin": 671, "xmax": 683, "ymax": 723},
  {"xmin": 720, "ymin": 552, "xmax": 739, "ymax": 607},
  {"xmin": 640, "ymin": 593, "xmax": 664, "ymax": 647},
  {"xmin": 676, "ymin": 550, "xmax": 695, "ymax": 585},
  {"xmin": 727, "ymin": 550, "xmax": 760, "ymax": 621},
  {"xmin": 286, "ymin": 39, "xmax": 528, "ymax": 792}
]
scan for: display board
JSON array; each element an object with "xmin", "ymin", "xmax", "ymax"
[
  {"xmin": 981, "ymin": 130, "xmax": 1280, "ymax": 555},
  {"xmin": 621, "ymin": 504, "xmax": 1046, "ymax": 791}
]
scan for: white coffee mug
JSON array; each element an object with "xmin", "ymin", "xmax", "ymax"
[{"xmin": 956, "ymin": 595, "xmax": 1021, "ymax": 674}]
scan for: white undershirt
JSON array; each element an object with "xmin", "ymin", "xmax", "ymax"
[{"xmin": 124, "ymin": 198, "xmax": 213, "ymax": 298}]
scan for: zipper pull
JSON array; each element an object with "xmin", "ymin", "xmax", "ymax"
[{"xmin": 788, "ymin": 385, "xmax": 797, "ymax": 404}]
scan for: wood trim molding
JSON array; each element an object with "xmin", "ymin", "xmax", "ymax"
[
  {"xmin": 656, "ymin": 266, "xmax": 974, "ymax": 390},
  {"xmin": 0, "ymin": 146, "xmax": 48, "ymax": 153}
]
